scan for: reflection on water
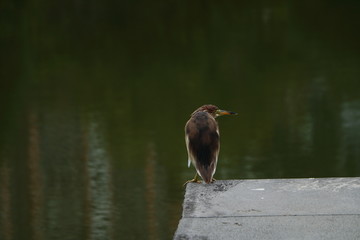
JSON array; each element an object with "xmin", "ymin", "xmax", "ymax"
[
  {"xmin": 27, "ymin": 110, "xmax": 44, "ymax": 240},
  {"xmin": 84, "ymin": 120, "xmax": 114, "ymax": 240},
  {"xmin": 1, "ymin": 1, "xmax": 360, "ymax": 239},
  {"xmin": 145, "ymin": 142, "xmax": 158, "ymax": 240},
  {"xmin": 340, "ymin": 100, "xmax": 360, "ymax": 174},
  {"xmin": 0, "ymin": 164, "xmax": 12, "ymax": 240}
]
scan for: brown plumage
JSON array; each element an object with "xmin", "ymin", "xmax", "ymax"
[{"xmin": 184, "ymin": 105, "xmax": 236, "ymax": 184}]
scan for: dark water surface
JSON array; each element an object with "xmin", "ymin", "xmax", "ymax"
[{"xmin": 1, "ymin": 1, "xmax": 360, "ymax": 239}]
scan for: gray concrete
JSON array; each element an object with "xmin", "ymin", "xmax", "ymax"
[{"xmin": 174, "ymin": 178, "xmax": 360, "ymax": 240}]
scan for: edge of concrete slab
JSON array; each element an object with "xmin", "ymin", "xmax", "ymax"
[{"xmin": 174, "ymin": 177, "xmax": 360, "ymax": 240}]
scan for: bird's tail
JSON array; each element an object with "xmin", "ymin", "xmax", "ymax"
[{"xmin": 197, "ymin": 164, "xmax": 215, "ymax": 184}]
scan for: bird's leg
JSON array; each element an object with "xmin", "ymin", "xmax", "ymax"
[{"xmin": 183, "ymin": 173, "xmax": 202, "ymax": 186}]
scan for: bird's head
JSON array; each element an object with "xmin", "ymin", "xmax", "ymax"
[{"xmin": 192, "ymin": 104, "xmax": 237, "ymax": 118}]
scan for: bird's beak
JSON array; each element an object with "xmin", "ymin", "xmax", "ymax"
[{"xmin": 216, "ymin": 109, "xmax": 238, "ymax": 116}]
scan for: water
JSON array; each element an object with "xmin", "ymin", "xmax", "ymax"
[{"xmin": 1, "ymin": 1, "xmax": 360, "ymax": 239}]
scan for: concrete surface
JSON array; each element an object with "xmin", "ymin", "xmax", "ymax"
[{"xmin": 174, "ymin": 178, "xmax": 360, "ymax": 240}]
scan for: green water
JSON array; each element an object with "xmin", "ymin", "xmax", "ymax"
[{"xmin": 1, "ymin": 1, "xmax": 360, "ymax": 239}]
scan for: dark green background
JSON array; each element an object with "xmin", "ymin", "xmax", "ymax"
[{"xmin": 1, "ymin": 0, "xmax": 360, "ymax": 239}]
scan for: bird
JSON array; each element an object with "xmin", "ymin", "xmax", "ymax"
[{"xmin": 184, "ymin": 104, "xmax": 237, "ymax": 185}]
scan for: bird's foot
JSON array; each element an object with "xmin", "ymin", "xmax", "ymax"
[
  {"xmin": 211, "ymin": 178, "xmax": 217, "ymax": 183},
  {"xmin": 183, "ymin": 178, "xmax": 202, "ymax": 187}
]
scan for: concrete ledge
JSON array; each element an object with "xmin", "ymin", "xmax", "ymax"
[{"xmin": 174, "ymin": 178, "xmax": 360, "ymax": 240}]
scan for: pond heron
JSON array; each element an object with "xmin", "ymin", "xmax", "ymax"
[{"xmin": 184, "ymin": 104, "xmax": 237, "ymax": 185}]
